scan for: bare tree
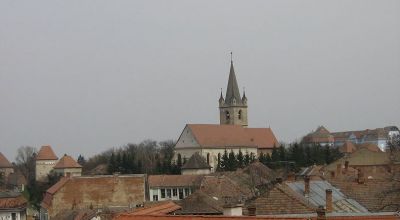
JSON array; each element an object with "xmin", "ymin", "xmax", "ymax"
[{"xmin": 15, "ymin": 146, "xmax": 37, "ymax": 183}]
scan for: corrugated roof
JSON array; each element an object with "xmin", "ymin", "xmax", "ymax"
[
  {"xmin": 186, "ymin": 124, "xmax": 279, "ymax": 149},
  {"xmin": 54, "ymin": 154, "xmax": 82, "ymax": 169},
  {"xmin": 0, "ymin": 152, "xmax": 13, "ymax": 168},
  {"xmin": 286, "ymin": 180, "xmax": 369, "ymax": 213},
  {"xmin": 36, "ymin": 145, "xmax": 58, "ymax": 160}
]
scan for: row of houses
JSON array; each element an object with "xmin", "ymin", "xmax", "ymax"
[{"xmin": 302, "ymin": 125, "xmax": 399, "ymax": 151}]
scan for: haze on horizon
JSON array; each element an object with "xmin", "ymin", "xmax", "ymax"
[{"xmin": 1, "ymin": 0, "xmax": 399, "ymax": 161}]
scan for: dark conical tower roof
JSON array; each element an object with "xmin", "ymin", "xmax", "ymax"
[{"xmin": 225, "ymin": 61, "xmax": 242, "ymax": 105}]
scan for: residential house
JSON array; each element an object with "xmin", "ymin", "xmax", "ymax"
[
  {"xmin": 40, "ymin": 174, "xmax": 146, "ymax": 220},
  {"xmin": 53, "ymin": 154, "xmax": 82, "ymax": 177},
  {"xmin": 148, "ymin": 175, "xmax": 203, "ymax": 202},
  {"xmin": 0, "ymin": 191, "xmax": 27, "ymax": 220},
  {"xmin": 302, "ymin": 126, "xmax": 399, "ymax": 152}
]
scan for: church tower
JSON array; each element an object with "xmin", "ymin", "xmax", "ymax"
[{"xmin": 219, "ymin": 58, "xmax": 248, "ymax": 127}]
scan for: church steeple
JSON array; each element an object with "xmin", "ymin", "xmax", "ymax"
[
  {"xmin": 225, "ymin": 60, "xmax": 242, "ymax": 105},
  {"xmin": 218, "ymin": 55, "xmax": 248, "ymax": 127}
]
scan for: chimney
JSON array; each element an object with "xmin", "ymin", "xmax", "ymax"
[
  {"xmin": 336, "ymin": 164, "xmax": 342, "ymax": 176},
  {"xmin": 247, "ymin": 205, "xmax": 256, "ymax": 216},
  {"xmin": 357, "ymin": 169, "xmax": 365, "ymax": 184},
  {"xmin": 304, "ymin": 176, "xmax": 310, "ymax": 196},
  {"xmin": 325, "ymin": 189, "xmax": 333, "ymax": 213},
  {"xmin": 344, "ymin": 161, "xmax": 349, "ymax": 173},
  {"xmin": 316, "ymin": 206, "xmax": 326, "ymax": 220},
  {"xmin": 223, "ymin": 203, "xmax": 243, "ymax": 216},
  {"xmin": 287, "ymin": 172, "xmax": 295, "ymax": 182}
]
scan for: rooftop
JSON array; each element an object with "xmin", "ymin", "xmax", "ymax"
[
  {"xmin": 54, "ymin": 154, "xmax": 82, "ymax": 169},
  {"xmin": 0, "ymin": 152, "xmax": 13, "ymax": 168},
  {"xmin": 36, "ymin": 145, "xmax": 58, "ymax": 160}
]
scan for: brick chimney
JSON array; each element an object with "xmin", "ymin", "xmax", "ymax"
[
  {"xmin": 336, "ymin": 164, "xmax": 342, "ymax": 176},
  {"xmin": 325, "ymin": 189, "xmax": 333, "ymax": 213},
  {"xmin": 316, "ymin": 206, "xmax": 326, "ymax": 220},
  {"xmin": 357, "ymin": 169, "xmax": 365, "ymax": 184},
  {"xmin": 287, "ymin": 172, "xmax": 295, "ymax": 182},
  {"xmin": 247, "ymin": 205, "xmax": 256, "ymax": 216},
  {"xmin": 304, "ymin": 176, "xmax": 310, "ymax": 196},
  {"xmin": 344, "ymin": 161, "xmax": 349, "ymax": 173}
]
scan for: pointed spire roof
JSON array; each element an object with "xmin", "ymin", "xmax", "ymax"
[
  {"xmin": 36, "ymin": 145, "xmax": 58, "ymax": 160},
  {"xmin": 54, "ymin": 154, "xmax": 82, "ymax": 169},
  {"xmin": 0, "ymin": 152, "xmax": 13, "ymax": 168},
  {"xmin": 225, "ymin": 61, "xmax": 242, "ymax": 105}
]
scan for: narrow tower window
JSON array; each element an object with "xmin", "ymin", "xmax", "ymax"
[
  {"xmin": 225, "ymin": 111, "xmax": 230, "ymax": 120},
  {"xmin": 238, "ymin": 110, "xmax": 242, "ymax": 120}
]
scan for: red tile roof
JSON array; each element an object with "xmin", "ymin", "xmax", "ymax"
[
  {"xmin": 36, "ymin": 145, "xmax": 58, "ymax": 160},
  {"xmin": 113, "ymin": 214, "xmax": 399, "ymax": 220},
  {"xmin": 0, "ymin": 194, "xmax": 27, "ymax": 209},
  {"xmin": 126, "ymin": 201, "xmax": 181, "ymax": 215},
  {"xmin": 54, "ymin": 154, "xmax": 82, "ymax": 169},
  {"xmin": 0, "ymin": 152, "xmax": 13, "ymax": 168},
  {"xmin": 187, "ymin": 124, "xmax": 279, "ymax": 149}
]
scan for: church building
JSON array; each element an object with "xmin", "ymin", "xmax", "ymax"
[{"xmin": 174, "ymin": 59, "xmax": 279, "ymax": 172}]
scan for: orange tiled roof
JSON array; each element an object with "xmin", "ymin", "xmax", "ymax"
[
  {"xmin": 187, "ymin": 124, "xmax": 279, "ymax": 149},
  {"xmin": 0, "ymin": 194, "xmax": 27, "ymax": 209},
  {"xmin": 36, "ymin": 145, "xmax": 58, "ymax": 160},
  {"xmin": 0, "ymin": 152, "xmax": 13, "ymax": 168},
  {"xmin": 54, "ymin": 154, "xmax": 82, "ymax": 169},
  {"xmin": 126, "ymin": 201, "xmax": 181, "ymax": 215},
  {"xmin": 114, "ymin": 214, "xmax": 399, "ymax": 220}
]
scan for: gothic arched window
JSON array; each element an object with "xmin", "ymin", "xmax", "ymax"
[
  {"xmin": 225, "ymin": 111, "xmax": 230, "ymax": 120},
  {"xmin": 238, "ymin": 110, "xmax": 242, "ymax": 120}
]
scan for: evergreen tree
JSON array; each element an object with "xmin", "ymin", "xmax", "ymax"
[
  {"xmin": 217, "ymin": 153, "xmax": 222, "ymax": 171},
  {"xmin": 177, "ymin": 154, "xmax": 182, "ymax": 169},
  {"xmin": 250, "ymin": 152, "xmax": 256, "ymax": 162},
  {"xmin": 271, "ymin": 146, "xmax": 279, "ymax": 162},
  {"xmin": 279, "ymin": 145, "xmax": 286, "ymax": 161},
  {"xmin": 244, "ymin": 151, "xmax": 251, "ymax": 166},
  {"xmin": 137, "ymin": 159, "xmax": 143, "ymax": 173},
  {"xmin": 227, "ymin": 150, "xmax": 237, "ymax": 171},
  {"xmin": 237, "ymin": 150, "xmax": 244, "ymax": 168},
  {"xmin": 116, "ymin": 153, "xmax": 122, "ymax": 172},
  {"xmin": 221, "ymin": 149, "xmax": 229, "ymax": 171},
  {"xmin": 77, "ymin": 154, "xmax": 86, "ymax": 166},
  {"xmin": 108, "ymin": 153, "xmax": 117, "ymax": 174}
]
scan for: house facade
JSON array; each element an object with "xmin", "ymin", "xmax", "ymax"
[
  {"xmin": 53, "ymin": 154, "xmax": 82, "ymax": 177},
  {"xmin": 0, "ymin": 191, "xmax": 27, "ymax": 220}
]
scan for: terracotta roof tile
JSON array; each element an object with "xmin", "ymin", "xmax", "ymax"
[
  {"xmin": 0, "ymin": 194, "xmax": 27, "ymax": 209},
  {"xmin": 127, "ymin": 201, "xmax": 181, "ymax": 215},
  {"xmin": 187, "ymin": 124, "xmax": 279, "ymax": 149},
  {"xmin": 148, "ymin": 175, "xmax": 203, "ymax": 188},
  {"xmin": 113, "ymin": 214, "xmax": 400, "ymax": 220},
  {"xmin": 54, "ymin": 154, "xmax": 82, "ymax": 169},
  {"xmin": 0, "ymin": 152, "xmax": 13, "ymax": 168},
  {"xmin": 36, "ymin": 145, "xmax": 58, "ymax": 160}
]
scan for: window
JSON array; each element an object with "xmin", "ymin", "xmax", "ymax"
[
  {"xmin": 225, "ymin": 111, "xmax": 230, "ymax": 120},
  {"xmin": 167, "ymin": 189, "xmax": 172, "ymax": 198},
  {"xmin": 179, "ymin": 188, "xmax": 184, "ymax": 199},
  {"xmin": 153, "ymin": 195, "xmax": 159, "ymax": 201},
  {"xmin": 12, "ymin": 213, "xmax": 16, "ymax": 220},
  {"xmin": 207, "ymin": 153, "xmax": 210, "ymax": 165},
  {"xmin": 238, "ymin": 110, "xmax": 242, "ymax": 119},
  {"xmin": 184, "ymin": 188, "xmax": 190, "ymax": 197},
  {"xmin": 173, "ymin": 188, "xmax": 177, "ymax": 197},
  {"xmin": 161, "ymin": 189, "xmax": 166, "ymax": 198}
]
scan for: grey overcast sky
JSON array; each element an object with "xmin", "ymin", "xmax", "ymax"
[{"xmin": 1, "ymin": 1, "xmax": 399, "ymax": 161}]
